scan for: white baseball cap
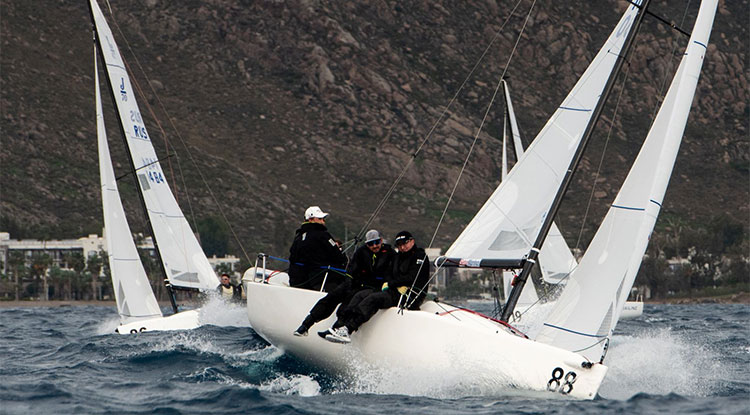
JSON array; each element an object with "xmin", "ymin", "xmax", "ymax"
[
  {"xmin": 365, "ymin": 229, "xmax": 382, "ymax": 243},
  {"xmin": 305, "ymin": 206, "xmax": 329, "ymax": 220}
]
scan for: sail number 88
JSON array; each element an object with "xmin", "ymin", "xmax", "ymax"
[{"xmin": 547, "ymin": 367, "xmax": 577, "ymax": 394}]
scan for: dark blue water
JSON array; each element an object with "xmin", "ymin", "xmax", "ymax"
[{"xmin": 1, "ymin": 300, "xmax": 748, "ymax": 414}]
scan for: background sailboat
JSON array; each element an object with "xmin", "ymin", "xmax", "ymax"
[
  {"xmin": 90, "ymin": 0, "xmax": 219, "ymax": 332},
  {"xmin": 96, "ymin": 47, "xmax": 200, "ymax": 334}
]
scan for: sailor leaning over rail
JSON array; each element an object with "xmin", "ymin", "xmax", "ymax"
[
  {"xmin": 320, "ymin": 230, "xmax": 431, "ymax": 344},
  {"xmin": 287, "ymin": 206, "xmax": 349, "ymax": 291},
  {"xmin": 293, "ymin": 229, "xmax": 395, "ymax": 337}
]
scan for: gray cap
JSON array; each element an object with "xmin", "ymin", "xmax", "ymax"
[{"xmin": 365, "ymin": 229, "xmax": 381, "ymax": 243}]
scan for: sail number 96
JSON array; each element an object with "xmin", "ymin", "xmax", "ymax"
[{"xmin": 547, "ymin": 367, "xmax": 577, "ymax": 394}]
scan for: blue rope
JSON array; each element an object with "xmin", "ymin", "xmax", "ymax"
[{"xmin": 265, "ymin": 255, "xmax": 347, "ymax": 274}]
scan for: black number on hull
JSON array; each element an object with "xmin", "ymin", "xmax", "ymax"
[{"xmin": 547, "ymin": 367, "xmax": 577, "ymax": 394}]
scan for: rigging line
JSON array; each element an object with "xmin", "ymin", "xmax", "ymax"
[
  {"xmin": 649, "ymin": 0, "xmax": 693, "ymax": 123},
  {"xmin": 573, "ymin": 62, "xmax": 633, "ymax": 252},
  {"xmin": 354, "ymin": 0, "xmax": 528, "ymax": 241},
  {"xmin": 104, "ymin": 5, "xmax": 251, "ymax": 263},
  {"xmin": 405, "ymin": 0, "xmax": 539, "ymax": 309}
]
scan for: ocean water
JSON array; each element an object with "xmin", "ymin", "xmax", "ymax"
[{"xmin": 0, "ymin": 299, "xmax": 747, "ymax": 414}]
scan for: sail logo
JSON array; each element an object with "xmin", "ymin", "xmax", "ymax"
[
  {"xmin": 133, "ymin": 124, "xmax": 149, "ymax": 141},
  {"xmin": 119, "ymin": 78, "xmax": 128, "ymax": 101},
  {"xmin": 141, "ymin": 157, "xmax": 165, "ymax": 184}
]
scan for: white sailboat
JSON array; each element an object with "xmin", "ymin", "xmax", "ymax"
[
  {"xmin": 90, "ymin": 0, "xmax": 218, "ymax": 334},
  {"xmin": 244, "ymin": 0, "xmax": 716, "ymax": 399}
]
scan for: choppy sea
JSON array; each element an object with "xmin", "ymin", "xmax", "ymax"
[{"xmin": 1, "ymin": 298, "xmax": 747, "ymax": 414}]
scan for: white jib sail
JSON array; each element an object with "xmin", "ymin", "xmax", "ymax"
[
  {"xmin": 502, "ymin": 80, "xmax": 577, "ymax": 283},
  {"xmin": 97, "ymin": 46, "xmax": 162, "ymax": 324},
  {"xmin": 90, "ymin": 0, "xmax": 217, "ymax": 291},
  {"xmin": 535, "ymin": 0, "xmax": 718, "ymax": 362},
  {"xmin": 446, "ymin": 4, "xmax": 641, "ymax": 265}
]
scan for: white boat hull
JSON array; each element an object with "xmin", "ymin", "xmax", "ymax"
[
  {"xmin": 115, "ymin": 309, "xmax": 200, "ymax": 335},
  {"xmin": 619, "ymin": 301, "xmax": 644, "ymax": 319},
  {"xmin": 244, "ymin": 279, "xmax": 607, "ymax": 399}
]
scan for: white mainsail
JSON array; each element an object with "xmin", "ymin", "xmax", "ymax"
[
  {"xmin": 445, "ymin": 4, "xmax": 641, "ymax": 266},
  {"xmin": 97, "ymin": 48, "xmax": 162, "ymax": 324},
  {"xmin": 90, "ymin": 0, "xmax": 217, "ymax": 292},
  {"xmin": 535, "ymin": 0, "xmax": 717, "ymax": 362}
]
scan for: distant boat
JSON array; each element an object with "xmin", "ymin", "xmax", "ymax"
[
  {"xmin": 90, "ymin": 0, "xmax": 219, "ymax": 334},
  {"xmin": 244, "ymin": 0, "xmax": 716, "ymax": 399}
]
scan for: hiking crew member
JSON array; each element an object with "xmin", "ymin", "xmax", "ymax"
[
  {"xmin": 217, "ymin": 273, "xmax": 242, "ymax": 303},
  {"xmin": 320, "ymin": 231, "xmax": 430, "ymax": 343},
  {"xmin": 293, "ymin": 229, "xmax": 394, "ymax": 336},
  {"xmin": 288, "ymin": 206, "xmax": 348, "ymax": 291}
]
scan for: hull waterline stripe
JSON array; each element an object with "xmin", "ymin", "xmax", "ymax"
[
  {"xmin": 649, "ymin": 199, "xmax": 662, "ymax": 207},
  {"xmin": 694, "ymin": 40, "xmax": 707, "ymax": 49}
]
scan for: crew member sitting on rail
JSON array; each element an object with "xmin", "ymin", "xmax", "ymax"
[
  {"xmin": 320, "ymin": 230, "xmax": 430, "ymax": 344},
  {"xmin": 293, "ymin": 229, "xmax": 394, "ymax": 336},
  {"xmin": 287, "ymin": 206, "xmax": 348, "ymax": 291}
]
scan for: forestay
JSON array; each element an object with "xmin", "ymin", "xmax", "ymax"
[
  {"xmin": 445, "ymin": 5, "xmax": 640, "ymax": 269},
  {"xmin": 97, "ymin": 52, "xmax": 162, "ymax": 323},
  {"xmin": 90, "ymin": 0, "xmax": 217, "ymax": 291},
  {"xmin": 535, "ymin": 0, "xmax": 717, "ymax": 362}
]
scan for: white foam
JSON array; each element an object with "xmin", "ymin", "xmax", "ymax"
[
  {"xmin": 258, "ymin": 374, "xmax": 321, "ymax": 396},
  {"xmin": 96, "ymin": 316, "xmax": 122, "ymax": 335},
  {"xmin": 198, "ymin": 294, "xmax": 251, "ymax": 327},
  {"xmin": 599, "ymin": 327, "xmax": 722, "ymax": 399}
]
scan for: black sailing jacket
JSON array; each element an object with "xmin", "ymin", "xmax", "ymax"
[
  {"xmin": 389, "ymin": 246, "xmax": 430, "ymax": 308},
  {"xmin": 288, "ymin": 222, "xmax": 347, "ymax": 289},
  {"xmin": 347, "ymin": 243, "xmax": 395, "ymax": 290}
]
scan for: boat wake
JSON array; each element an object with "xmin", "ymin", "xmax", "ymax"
[{"xmin": 600, "ymin": 327, "xmax": 722, "ymax": 400}]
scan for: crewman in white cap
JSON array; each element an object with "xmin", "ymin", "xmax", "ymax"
[{"xmin": 287, "ymin": 206, "xmax": 348, "ymax": 291}]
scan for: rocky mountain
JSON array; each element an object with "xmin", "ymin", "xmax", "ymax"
[{"xmin": 1, "ymin": 0, "xmax": 747, "ymax": 261}]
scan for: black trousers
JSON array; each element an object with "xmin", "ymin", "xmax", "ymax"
[
  {"xmin": 301, "ymin": 280, "xmax": 373, "ymax": 328},
  {"xmin": 335, "ymin": 289, "xmax": 401, "ymax": 332}
]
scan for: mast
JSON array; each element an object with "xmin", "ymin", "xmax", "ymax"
[
  {"xmin": 501, "ymin": 0, "xmax": 652, "ymax": 321},
  {"xmin": 89, "ymin": 3, "xmax": 180, "ymax": 314}
]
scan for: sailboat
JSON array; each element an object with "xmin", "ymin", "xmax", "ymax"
[
  {"xmin": 498, "ymin": 80, "xmax": 643, "ymax": 320},
  {"xmin": 90, "ymin": 0, "xmax": 219, "ymax": 334},
  {"xmin": 244, "ymin": 0, "xmax": 716, "ymax": 399}
]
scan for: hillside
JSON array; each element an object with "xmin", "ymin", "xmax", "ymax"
[{"xmin": 1, "ymin": 0, "xmax": 747, "ymax": 262}]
